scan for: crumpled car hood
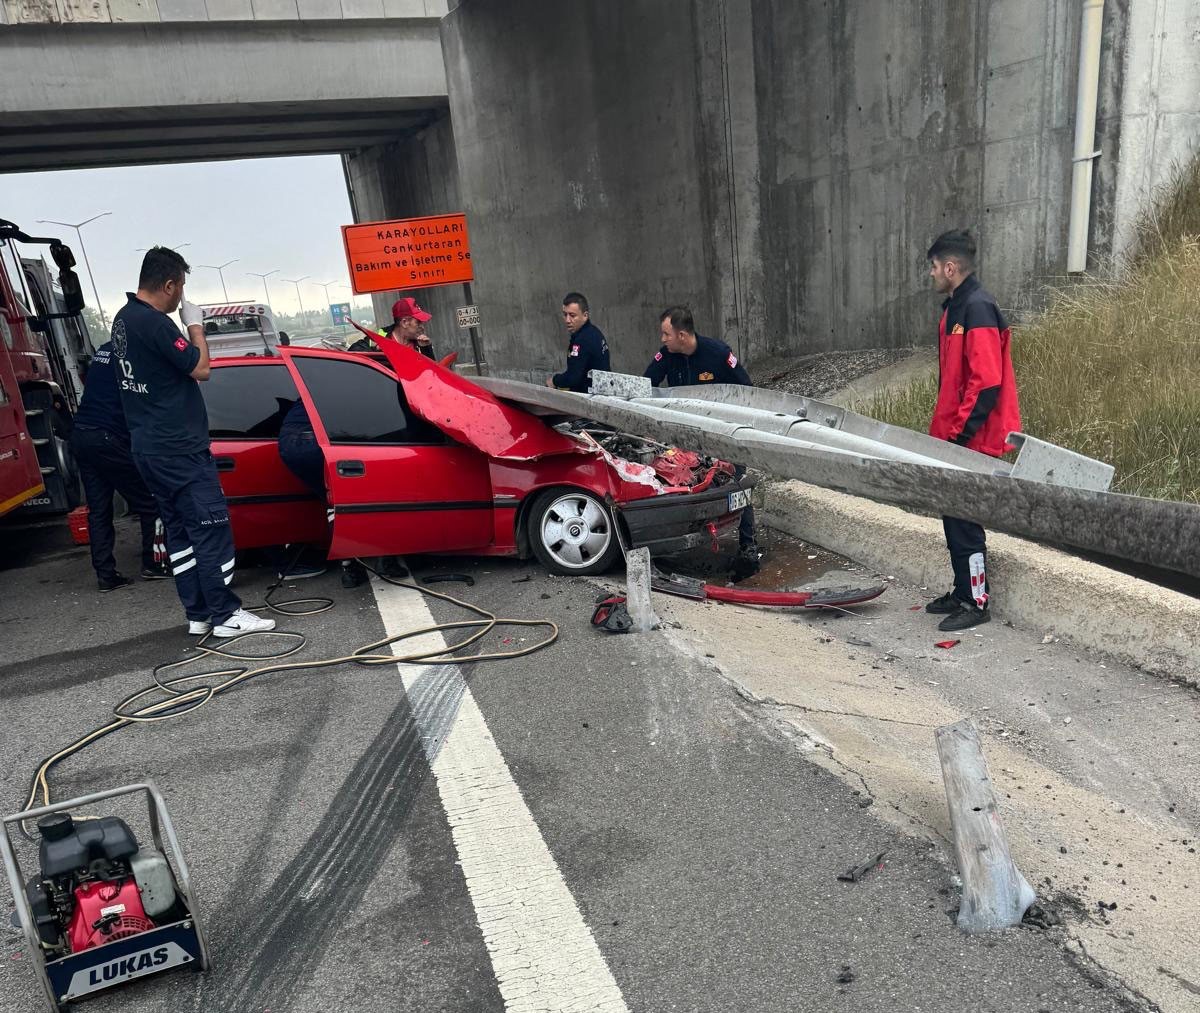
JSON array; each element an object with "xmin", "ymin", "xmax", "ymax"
[{"xmin": 375, "ymin": 338, "xmax": 583, "ymax": 460}]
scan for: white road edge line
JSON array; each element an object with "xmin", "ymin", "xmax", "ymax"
[{"xmin": 370, "ymin": 575, "xmax": 630, "ymax": 1013}]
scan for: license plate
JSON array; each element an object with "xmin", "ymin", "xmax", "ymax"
[{"xmin": 727, "ymin": 489, "xmax": 751, "ymax": 512}]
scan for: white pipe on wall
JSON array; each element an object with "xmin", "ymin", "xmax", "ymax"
[{"xmin": 1067, "ymin": 0, "xmax": 1106, "ymax": 273}]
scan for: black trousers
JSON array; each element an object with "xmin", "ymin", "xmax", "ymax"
[
  {"xmin": 942, "ymin": 515, "xmax": 989, "ymax": 609},
  {"xmin": 70, "ymin": 426, "xmax": 159, "ymax": 580},
  {"xmin": 732, "ymin": 465, "xmax": 756, "ymax": 548},
  {"xmin": 134, "ymin": 450, "xmax": 242, "ymax": 624}
]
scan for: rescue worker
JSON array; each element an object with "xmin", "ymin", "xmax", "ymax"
[
  {"xmin": 276, "ymin": 398, "xmax": 368, "ymax": 588},
  {"xmin": 350, "ymin": 297, "xmax": 436, "ymax": 356},
  {"xmin": 69, "ymin": 341, "xmax": 170, "ymax": 591},
  {"xmin": 644, "ymin": 306, "xmax": 759, "ymax": 576},
  {"xmin": 924, "ymin": 229, "xmax": 1021, "ymax": 632},
  {"xmin": 547, "ymin": 292, "xmax": 609, "ymax": 392},
  {"xmin": 113, "ymin": 246, "xmax": 275, "ymax": 638}
]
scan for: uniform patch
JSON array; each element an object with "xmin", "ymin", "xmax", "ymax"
[
  {"xmin": 699, "ymin": 372, "xmax": 714, "ymax": 382},
  {"xmin": 951, "ymin": 323, "xmax": 965, "ymax": 335},
  {"xmin": 569, "ymin": 344, "xmax": 580, "ymax": 357},
  {"xmin": 174, "ymin": 337, "xmax": 188, "ymax": 351},
  {"xmin": 727, "ymin": 352, "xmax": 738, "ymax": 368},
  {"xmin": 654, "ymin": 351, "xmax": 663, "ymax": 361}
]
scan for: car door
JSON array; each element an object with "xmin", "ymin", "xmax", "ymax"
[
  {"xmin": 203, "ymin": 359, "xmax": 328, "ymax": 550},
  {"xmin": 281, "ymin": 348, "xmax": 494, "ymax": 560}
]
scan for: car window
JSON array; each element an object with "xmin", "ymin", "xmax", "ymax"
[
  {"xmin": 292, "ymin": 356, "xmax": 445, "ymax": 445},
  {"xmin": 204, "ymin": 364, "xmax": 300, "ymax": 439}
]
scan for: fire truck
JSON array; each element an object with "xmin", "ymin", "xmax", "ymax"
[{"xmin": 0, "ymin": 218, "xmax": 94, "ymax": 519}]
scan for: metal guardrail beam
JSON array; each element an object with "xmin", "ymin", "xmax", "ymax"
[{"xmin": 475, "ymin": 375, "xmax": 1200, "ymax": 578}]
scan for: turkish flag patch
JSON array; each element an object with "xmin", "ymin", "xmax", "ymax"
[
  {"xmin": 174, "ymin": 338, "xmax": 188, "ymax": 351},
  {"xmin": 654, "ymin": 351, "xmax": 663, "ymax": 361}
]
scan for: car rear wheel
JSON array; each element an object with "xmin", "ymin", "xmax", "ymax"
[{"xmin": 528, "ymin": 488, "xmax": 620, "ymax": 576}]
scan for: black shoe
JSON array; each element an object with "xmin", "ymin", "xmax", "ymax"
[
  {"xmin": 925, "ymin": 591, "xmax": 961, "ymax": 614},
  {"xmin": 141, "ymin": 563, "xmax": 171, "ymax": 581},
  {"xmin": 377, "ymin": 556, "xmax": 409, "ymax": 579},
  {"xmin": 98, "ymin": 573, "xmax": 133, "ymax": 593},
  {"xmin": 341, "ymin": 561, "xmax": 367, "ymax": 588},
  {"xmin": 731, "ymin": 542, "xmax": 762, "ymax": 581},
  {"xmin": 938, "ymin": 604, "xmax": 991, "ymax": 632}
]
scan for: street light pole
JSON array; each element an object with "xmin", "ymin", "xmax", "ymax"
[
  {"xmin": 247, "ymin": 269, "xmax": 280, "ymax": 306},
  {"xmin": 196, "ymin": 259, "xmax": 239, "ymax": 302},
  {"xmin": 37, "ymin": 211, "xmax": 112, "ymax": 328},
  {"xmin": 282, "ymin": 276, "xmax": 310, "ymax": 320}
]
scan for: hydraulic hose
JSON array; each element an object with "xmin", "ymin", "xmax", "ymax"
[{"xmin": 20, "ymin": 559, "xmax": 558, "ymax": 834}]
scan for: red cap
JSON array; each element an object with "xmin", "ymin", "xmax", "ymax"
[{"xmin": 392, "ymin": 296, "xmax": 432, "ymax": 323}]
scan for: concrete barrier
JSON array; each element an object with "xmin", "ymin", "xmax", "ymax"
[{"xmin": 759, "ymin": 479, "xmax": 1200, "ymax": 683}]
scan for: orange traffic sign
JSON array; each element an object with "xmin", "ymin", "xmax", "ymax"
[{"xmin": 342, "ymin": 213, "xmax": 473, "ymax": 294}]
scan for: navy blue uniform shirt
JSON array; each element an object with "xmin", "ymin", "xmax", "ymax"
[
  {"xmin": 112, "ymin": 293, "xmax": 206, "ymax": 456},
  {"xmin": 73, "ymin": 342, "xmax": 130, "ymax": 441},
  {"xmin": 552, "ymin": 320, "xmax": 610, "ymax": 393},
  {"xmin": 643, "ymin": 333, "xmax": 751, "ymax": 388}
]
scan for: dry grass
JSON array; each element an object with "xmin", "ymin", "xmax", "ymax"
[{"xmin": 859, "ymin": 160, "xmax": 1200, "ymax": 504}]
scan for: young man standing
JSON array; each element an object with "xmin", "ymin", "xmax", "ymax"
[
  {"xmin": 113, "ymin": 246, "xmax": 274, "ymax": 638},
  {"xmin": 548, "ymin": 292, "xmax": 609, "ymax": 392},
  {"xmin": 925, "ymin": 230, "xmax": 1021, "ymax": 632}
]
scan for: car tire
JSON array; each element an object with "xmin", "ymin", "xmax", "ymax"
[{"xmin": 527, "ymin": 488, "xmax": 620, "ymax": 576}]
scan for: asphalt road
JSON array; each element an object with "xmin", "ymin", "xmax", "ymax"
[{"xmin": 0, "ymin": 517, "xmax": 1140, "ymax": 1012}]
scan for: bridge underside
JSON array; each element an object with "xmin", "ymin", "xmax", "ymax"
[{"xmin": 0, "ymin": 19, "xmax": 447, "ymax": 172}]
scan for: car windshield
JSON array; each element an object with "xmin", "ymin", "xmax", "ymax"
[{"xmin": 204, "ymin": 315, "xmax": 263, "ymax": 334}]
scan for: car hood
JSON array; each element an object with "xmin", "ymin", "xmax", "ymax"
[{"xmin": 375, "ymin": 338, "xmax": 583, "ymax": 460}]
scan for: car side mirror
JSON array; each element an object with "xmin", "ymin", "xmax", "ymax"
[
  {"xmin": 28, "ymin": 315, "xmax": 49, "ymax": 334},
  {"xmin": 58, "ymin": 268, "xmax": 85, "ymax": 315}
]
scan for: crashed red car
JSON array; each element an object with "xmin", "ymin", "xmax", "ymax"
[{"xmin": 201, "ymin": 341, "xmax": 754, "ymax": 575}]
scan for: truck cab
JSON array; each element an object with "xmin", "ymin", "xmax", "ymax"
[
  {"xmin": 199, "ymin": 303, "xmax": 280, "ymax": 359},
  {"xmin": 0, "ymin": 219, "xmax": 89, "ymax": 518}
]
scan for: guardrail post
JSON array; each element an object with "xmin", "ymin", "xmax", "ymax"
[{"xmin": 935, "ymin": 719, "xmax": 1036, "ymax": 931}]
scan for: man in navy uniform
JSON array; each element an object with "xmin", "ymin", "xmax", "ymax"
[
  {"xmin": 69, "ymin": 342, "xmax": 169, "ymax": 591},
  {"xmin": 643, "ymin": 305, "xmax": 759, "ymax": 574},
  {"xmin": 113, "ymin": 246, "xmax": 274, "ymax": 638},
  {"xmin": 548, "ymin": 292, "xmax": 609, "ymax": 392}
]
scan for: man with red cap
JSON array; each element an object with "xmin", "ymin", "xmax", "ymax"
[{"xmin": 350, "ymin": 296, "xmax": 436, "ymax": 357}]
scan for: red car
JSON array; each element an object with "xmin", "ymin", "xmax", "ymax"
[{"xmin": 202, "ymin": 341, "xmax": 754, "ymax": 575}]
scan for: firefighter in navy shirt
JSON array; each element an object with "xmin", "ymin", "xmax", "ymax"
[
  {"xmin": 69, "ymin": 341, "xmax": 168, "ymax": 591},
  {"xmin": 113, "ymin": 246, "xmax": 274, "ymax": 638},
  {"xmin": 548, "ymin": 292, "xmax": 610, "ymax": 393},
  {"xmin": 643, "ymin": 305, "xmax": 759, "ymax": 575},
  {"xmin": 923, "ymin": 229, "xmax": 1021, "ymax": 632}
]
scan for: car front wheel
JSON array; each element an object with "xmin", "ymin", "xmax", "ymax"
[{"xmin": 528, "ymin": 488, "xmax": 620, "ymax": 576}]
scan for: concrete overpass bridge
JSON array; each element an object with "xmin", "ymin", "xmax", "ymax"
[{"xmin": 0, "ymin": 0, "xmax": 449, "ymax": 172}]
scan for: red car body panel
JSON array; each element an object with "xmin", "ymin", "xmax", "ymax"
[
  {"xmin": 370, "ymin": 338, "xmax": 582, "ymax": 461},
  {"xmin": 206, "ymin": 348, "xmax": 747, "ymax": 563}
]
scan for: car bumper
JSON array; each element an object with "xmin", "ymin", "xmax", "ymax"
[{"xmin": 615, "ymin": 479, "xmax": 756, "ymax": 555}]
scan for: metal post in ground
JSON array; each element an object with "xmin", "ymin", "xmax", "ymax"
[
  {"xmin": 462, "ymin": 281, "xmax": 485, "ymax": 375},
  {"xmin": 935, "ymin": 718, "xmax": 1036, "ymax": 931}
]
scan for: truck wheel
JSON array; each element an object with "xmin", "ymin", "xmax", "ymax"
[{"xmin": 527, "ymin": 488, "xmax": 619, "ymax": 576}]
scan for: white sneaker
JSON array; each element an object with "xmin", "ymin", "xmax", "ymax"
[
  {"xmin": 188, "ymin": 620, "xmax": 212, "ymax": 636},
  {"xmin": 212, "ymin": 609, "xmax": 276, "ymax": 638}
]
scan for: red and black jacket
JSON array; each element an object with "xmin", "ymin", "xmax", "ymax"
[{"xmin": 930, "ymin": 274, "xmax": 1021, "ymax": 459}]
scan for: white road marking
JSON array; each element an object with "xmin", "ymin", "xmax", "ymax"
[{"xmin": 370, "ymin": 576, "xmax": 629, "ymax": 1013}]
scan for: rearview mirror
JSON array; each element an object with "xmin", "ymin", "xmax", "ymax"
[{"xmin": 58, "ymin": 268, "xmax": 85, "ymax": 315}]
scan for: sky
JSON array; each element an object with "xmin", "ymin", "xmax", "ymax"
[{"xmin": 2, "ymin": 155, "xmax": 375, "ymax": 322}]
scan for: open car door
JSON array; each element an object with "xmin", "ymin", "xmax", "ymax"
[{"xmin": 281, "ymin": 348, "xmax": 495, "ymax": 560}]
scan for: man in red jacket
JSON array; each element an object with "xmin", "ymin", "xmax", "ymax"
[{"xmin": 924, "ymin": 230, "xmax": 1021, "ymax": 631}]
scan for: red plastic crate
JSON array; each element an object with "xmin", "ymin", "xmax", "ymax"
[{"xmin": 68, "ymin": 505, "xmax": 90, "ymax": 545}]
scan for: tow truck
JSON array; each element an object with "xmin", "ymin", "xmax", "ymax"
[{"xmin": 0, "ymin": 218, "xmax": 93, "ymax": 519}]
